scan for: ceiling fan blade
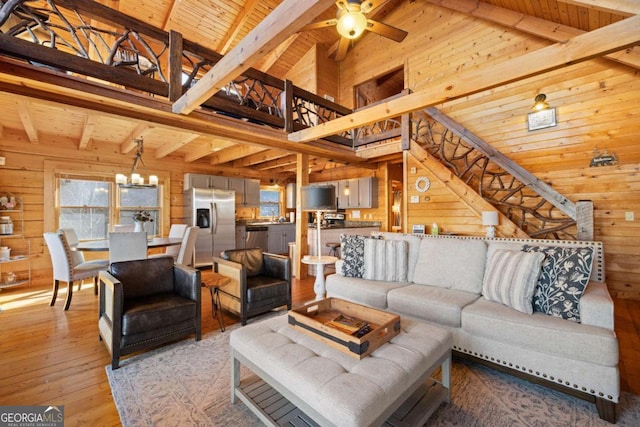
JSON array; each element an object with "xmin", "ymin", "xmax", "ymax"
[
  {"xmin": 335, "ymin": 37, "xmax": 350, "ymax": 61},
  {"xmin": 366, "ymin": 19, "xmax": 408, "ymax": 42},
  {"xmin": 301, "ymin": 19, "xmax": 338, "ymax": 31}
]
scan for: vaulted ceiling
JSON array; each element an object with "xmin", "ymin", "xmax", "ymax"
[{"xmin": 0, "ymin": 0, "xmax": 636, "ymax": 180}]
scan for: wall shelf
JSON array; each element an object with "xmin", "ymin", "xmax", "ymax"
[{"xmin": 0, "ymin": 195, "xmax": 31, "ymax": 290}]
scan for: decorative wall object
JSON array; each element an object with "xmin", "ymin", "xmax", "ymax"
[{"xmin": 590, "ymin": 149, "xmax": 618, "ymax": 167}]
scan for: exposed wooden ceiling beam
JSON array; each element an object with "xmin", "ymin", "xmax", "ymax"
[
  {"xmin": 184, "ymin": 138, "xmax": 237, "ymax": 162},
  {"xmin": 217, "ymin": 0, "xmax": 261, "ymax": 55},
  {"xmin": 155, "ymin": 133, "xmax": 200, "ymax": 159},
  {"xmin": 120, "ymin": 123, "xmax": 152, "ymax": 153},
  {"xmin": 209, "ymin": 145, "xmax": 267, "ymax": 165},
  {"xmin": 16, "ymin": 98, "xmax": 38, "ymax": 143},
  {"xmin": 289, "ymin": 14, "xmax": 640, "ymax": 143},
  {"xmin": 78, "ymin": 113, "xmax": 98, "ymax": 149},
  {"xmin": 172, "ymin": 0, "xmax": 335, "ymax": 115},
  {"xmin": 561, "ymin": 0, "xmax": 638, "ymax": 15},
  {"xmin": 427, "ymin": 0, "xmax": 640, "ymax": 70},
  {"xmin": 231, "ymin": 149, "xmax": 289, "ymax": 168},
  {"xmin": 254, "ymin": 154, "xmax": 298, "ymax": 170},
  {"xmin": 207, "ymin": 163, "xmax": 287, "ymax": 180}
]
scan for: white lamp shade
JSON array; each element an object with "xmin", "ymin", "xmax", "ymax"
[
  {"xmin": 301, "ymin": 185, "xmax": 336, "ymax": 212},
  {"xmin": 482, "ymin": 211, "xmax": 499, "ymax": 226}
]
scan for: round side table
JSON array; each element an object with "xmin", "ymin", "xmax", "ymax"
[{"xmin": 301, "ymin": 255, "xmax": 338, "ymax": 300}]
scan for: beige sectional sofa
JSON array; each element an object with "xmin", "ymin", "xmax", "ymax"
[{"xmin": 325, "ymin": 232, "xmax": 619, "ymax": 423}]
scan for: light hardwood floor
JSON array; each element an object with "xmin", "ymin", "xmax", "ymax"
[{"xmin": 0, "ymin": 271, "xmax": 638, "ymax": 426}]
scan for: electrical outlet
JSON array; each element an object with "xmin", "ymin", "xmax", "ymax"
[
  {"xmin": 625, "ymin": 212, "xmax": 635, "ymax": 221},
  {"xmin": 410, "ymin": 167, "xmax": 417, "ymax": 174},
  {"xmin": 410, "ymin": 195, "xmax": 419, "ymax": 203}
]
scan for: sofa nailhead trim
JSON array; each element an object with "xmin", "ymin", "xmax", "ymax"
[{"xmin": 456, "ymin": 347, "xmax": 612, "ymax": 401}]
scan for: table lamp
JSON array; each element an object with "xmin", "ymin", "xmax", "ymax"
[
  {"xmin": 301, "ymin": 184, "xmax": 337, "ymax": 258},
  {"xmin": 482, "ymin": 211, "xmax": 499, "ymax": 238}
]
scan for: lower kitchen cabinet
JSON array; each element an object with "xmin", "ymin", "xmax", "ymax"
[{"xmin": 267, "ymin": 224, "xmax": 295, "ymax": 254}]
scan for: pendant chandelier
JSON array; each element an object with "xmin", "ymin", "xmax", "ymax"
[{"xmin": 115, "ymin": 137, "xmax": 158, "ymax": 187}]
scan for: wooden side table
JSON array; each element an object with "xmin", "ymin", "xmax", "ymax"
[{"xmin": 202, "ymin": 272, "xmax": 231, "ymax": 332}]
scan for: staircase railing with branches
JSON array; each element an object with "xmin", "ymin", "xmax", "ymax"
[{"xmin": 409, "ymin": 108, "xmax": 586, "ymax": 240}]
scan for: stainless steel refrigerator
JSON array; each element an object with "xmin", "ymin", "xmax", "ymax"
[{"xmin": 184, "ymin": 187, "xmax": 235, "ymax": 267}]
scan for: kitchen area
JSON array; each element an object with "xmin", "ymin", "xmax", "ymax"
[{"xmin": 183, "ymin": 173, "xmax": 382, "ymax": 275}]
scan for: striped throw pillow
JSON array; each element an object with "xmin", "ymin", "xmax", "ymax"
[
  {"xmin": 363, "ymin": 239, "xmax": 408, "ymax": 282},
  {"xmin": 482, "ymin": 249, "xmax": 545, "ymax": 314}
]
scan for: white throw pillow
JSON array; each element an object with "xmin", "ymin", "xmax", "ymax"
[
  {"xmin": 412, "ymin": 238, "xmax": 488, "ymax": 293},
  {"xmin": 482, "ymin": 249, "xmax": 545, "ymax": 314},
  {"xmin": 363, "ymin": 239, "xmax": 408, "ymax": 282}
]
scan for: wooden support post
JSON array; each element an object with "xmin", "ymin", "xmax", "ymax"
[
  {"xmin": 284, "ymin": 79, "xmax": 294, "ymax": 133},
  {"xmin": 401, "ymin": 113, "xmax": 411, "ymax": 151},
  {"xmin": 295, "ymin": 154, "xmax": 309, "ymax": 279},
  {"xmin": 576, "ymin": 200, "xmax": 594, "ymax": 241},
  {"xmin": 168, "ymin": 30, "xmax": 183, "ymax": 102}
]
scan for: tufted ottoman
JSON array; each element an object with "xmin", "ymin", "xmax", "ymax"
[{"xmin": 230, "ymin": 314, "xmax": 452, "ymax": 427}]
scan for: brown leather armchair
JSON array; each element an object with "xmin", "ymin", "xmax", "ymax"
[
  {"xmin": 214, "ymin": 248, "xmax": 291, "ymax": 325},
  {"xmin": 98, "ymin": 257, "xmax": 201, "ymax": 369}
]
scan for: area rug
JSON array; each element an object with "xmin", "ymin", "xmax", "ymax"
[{"xmin": 107, "ymin": 315, "xmax": 640, "ymax": 426}]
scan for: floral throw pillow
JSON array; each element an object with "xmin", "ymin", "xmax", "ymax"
[
  {"xmin": 522, "ymin": 245, "xmax": 594, "ymax": 322},
  {"xmin": 340, "ymin": 234, "xmax": 367, "ymax": 278}
]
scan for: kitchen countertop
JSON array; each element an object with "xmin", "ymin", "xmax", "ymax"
[{"xmin": 237, "ymin": 220, "xmax": 382, "ymax": 229}]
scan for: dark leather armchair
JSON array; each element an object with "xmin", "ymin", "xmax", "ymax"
[
  {"xmin": 214, "ymin": 248, "xmax": 291, "ymax": 325},
  {"xmin": 98, "ymin": 257, "xmax": 201, "ymax": 369}
]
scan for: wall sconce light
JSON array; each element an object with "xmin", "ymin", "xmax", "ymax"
[
  {"xmin": 482, "ymin": 211, "xmax": 499, "ymax": 238},
  {"xmin": 527, "ymin": 94, "xmax": 557, "ymax": 131},
  {"xmin": 531, "ymin": 94, "xmax": 550, "ymax": 111}
]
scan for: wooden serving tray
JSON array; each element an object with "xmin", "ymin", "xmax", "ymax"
[{"xmin": 288, "ymin": 298, "xmax": 401, "ymax": 359}]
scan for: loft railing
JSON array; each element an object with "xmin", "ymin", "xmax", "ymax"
[{"xmin": 0, "ymin": 0, "xmax": 389, "ymax": 145}]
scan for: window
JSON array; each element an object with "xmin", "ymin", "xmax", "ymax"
[
  {"xmin": 57, "ymin": 176, "xmax": 161, "ymax": 240},
  {"xmin": 59, "ymin": 178, "xmax": 110, "ymax": 240},
  {"xmin": 119, "ymin": 186, "xmax": 160, "ymax": 236},
  {"xmin": 259, "ymin": 189, "xmax": 281, "ymax": 218}
]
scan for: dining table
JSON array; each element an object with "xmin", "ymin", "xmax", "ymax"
[{"xmin": 72, "ymin": 237, "xmax": 183, "ymax": 251}]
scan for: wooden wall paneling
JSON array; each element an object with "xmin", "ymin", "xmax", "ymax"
[
  {"xmin": 284, "ymin": 44, "xmax": 318, "ymax": 93},
  {"xmin": 315, "ymin": 44, "xmax": 339, "ymax": 102}
]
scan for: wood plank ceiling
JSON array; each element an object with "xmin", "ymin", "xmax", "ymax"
[{"xmin": 0, "ymin": 0, "xmax": 633, "ymax": 180}]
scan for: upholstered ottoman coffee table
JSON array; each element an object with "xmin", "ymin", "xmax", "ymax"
[{"xmin": 230, "ymin": 314, "xmax": 452, "ymax": 427}]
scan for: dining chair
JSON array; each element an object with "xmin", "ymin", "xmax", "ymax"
[
  {"xmin": 43, "ymin": 231, "xmax": 108, "ymax": 310},
  {"xmin": 108, "ymin": 232, "xmax": 148, "ymax": 263},
  {"xmin": 59, "ymin": 228, "xmax": 109, "ymax": 291},
  {"xmin": 113, "ymin": 224, "xmax": 135, "ymax": 233},
  {"xmin": 150, "ymin": 223, "xmax": 188, "ymax": 261},
  {"xmin": 176, "ymin": 226, "xmax": 199, "ymax": 267}
]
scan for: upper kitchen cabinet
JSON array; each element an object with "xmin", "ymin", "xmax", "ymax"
[
  {"xmin": 357, "ymin": 177, "xmax": 378, "ymax": 208},
  {"xmin": 183, "ymin": 173, "xmax": 228, "ymax": 191},
  {"xmin": 335, "ymin": 178, "xmax": 378, "ymax": 209},
  {"xmin": 229, "ymin": 178, "xmax": 260, "ymax": 207}
]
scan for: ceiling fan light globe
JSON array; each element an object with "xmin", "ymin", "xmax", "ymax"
[{"xmin": 337, "ymin": 11, "xmax": 367, "ymax": 39}]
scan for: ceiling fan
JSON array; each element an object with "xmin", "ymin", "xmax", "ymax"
[{"xmin": 301, "ymin": 0, "xmax": 408, "ymax": 61}]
